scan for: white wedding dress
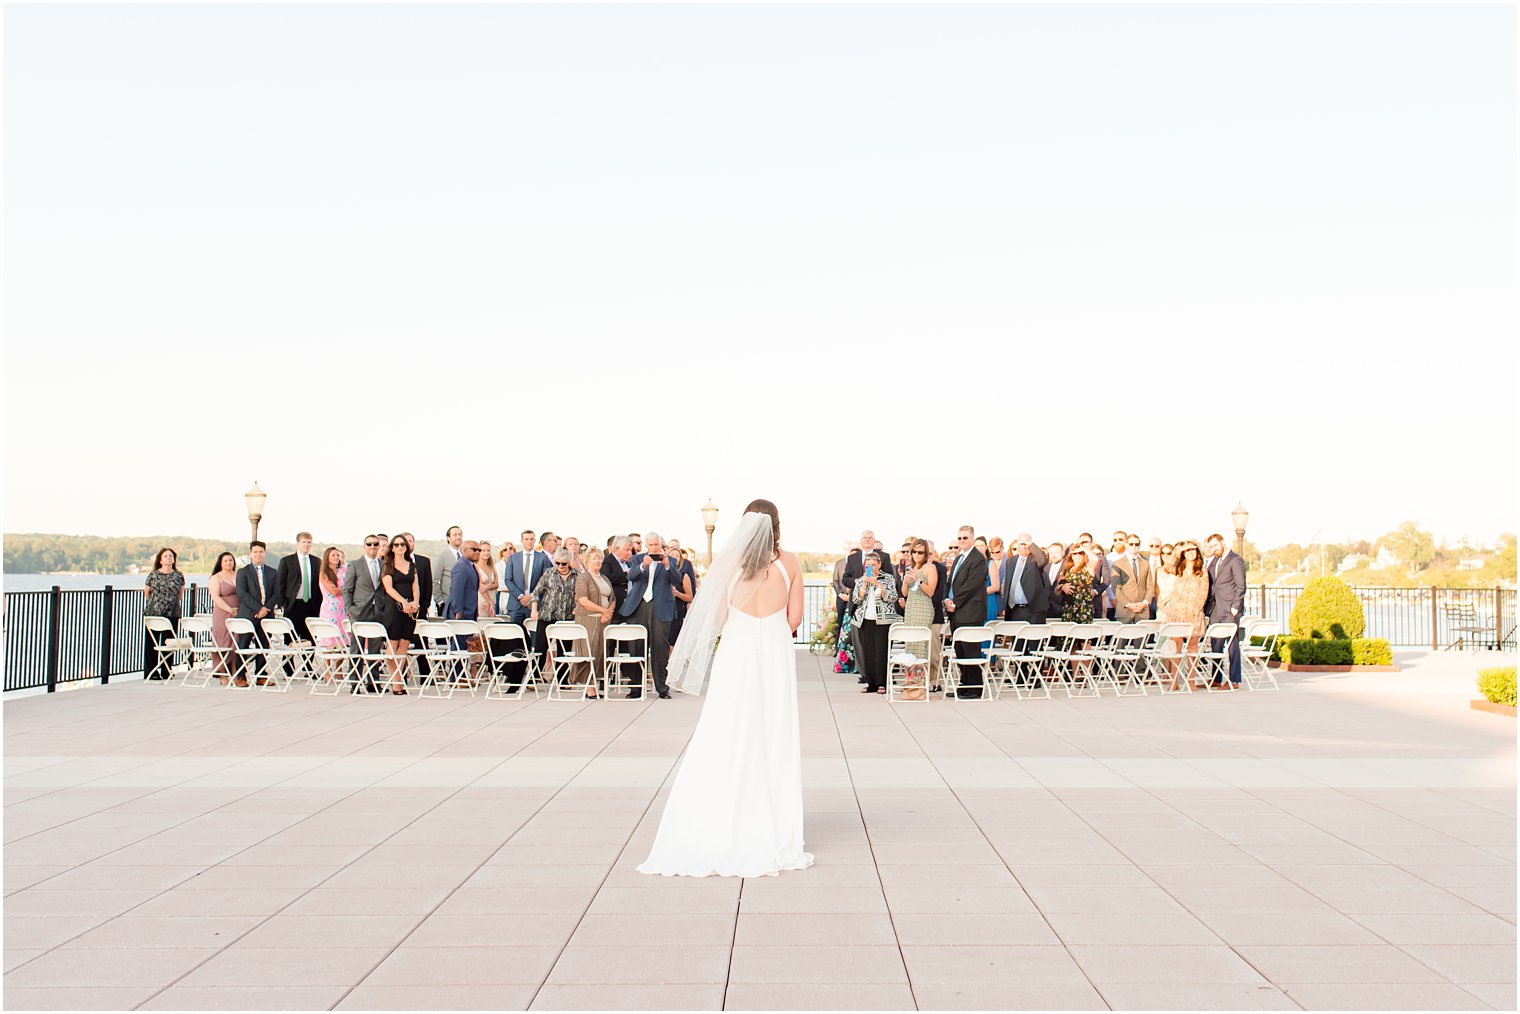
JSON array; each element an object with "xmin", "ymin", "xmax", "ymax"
[{"xmin": 637, "ymin": 558, "xmax": 814, "ymax": 878}]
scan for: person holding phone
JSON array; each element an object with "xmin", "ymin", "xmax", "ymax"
[{"xmin": 850, "ymin": 550, "xmax": 900, "ymax": 694}]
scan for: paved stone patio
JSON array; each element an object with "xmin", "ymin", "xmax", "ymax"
[{"xmin": 4, "ymin": 649, "xmax": 1515, "ymax": 1011}]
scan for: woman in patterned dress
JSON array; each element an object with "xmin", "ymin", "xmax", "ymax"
[
  {"xmin": 1053, "ymin": 550, "xmax": 1096, "ymax": 623},
  {"xmin": 143, "ymin": 548, "xmax": 184, "ymax": 680},
  {"xmin": 902, "ymin": 539, "xmax": 937, "ymax": 660},
  {"xmin": 317, "ymin": 547, "xmax": 349, "ymax": 678},
  {"xmin": 1163, "ymin": 540, "xmax": 1210, "ymax": 689}
]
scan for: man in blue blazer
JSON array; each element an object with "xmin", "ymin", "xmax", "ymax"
[
  {"xmin": 446, "ymin": 541, "xmax": 480, "ymax": 651},
  {"xmin": 503, "ymin": 531, "xmax": 550, "ymax": 627},
  {"xmin": 620, "ymin": 531, "xmax": 678, "ymax": 699},
  {"xmin": 235, "ymin": 541, "xmax": 279, "ymax": 684}
]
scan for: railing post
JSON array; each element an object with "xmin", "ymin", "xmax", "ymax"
[
  {"xmin": 100, "ymin": 586, "xmax": 114, "ymax": 685},
  {"xmin": 1429, "ymin": 587, "xmax": 1439, "ymax": 651},
  {"xmin": 1495, "ymin": 587, "xmax": 1504, "ymax": 651},
  {"xmin": 1259, "ymin": 584, "xmax": 1267, "ymax": 616},
  {"xmin": 45, "ymin": 585, "xmax": 63, "ymax": 694}
]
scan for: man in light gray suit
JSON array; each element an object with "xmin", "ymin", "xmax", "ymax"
[
  {"xmin": 342, "ymin": 534, "xmax": 386, "ymax": 692},
  {"xmin": 435, "ymin": 525, "xmax": 463, "ymax": 617},
  {"xmin": 1205, "ymin": 533, "xmax": 1248, "ymax": 686}
]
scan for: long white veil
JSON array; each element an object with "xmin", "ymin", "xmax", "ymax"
[{"xmin": 667, "ymin": 511, "xmax": 774, "ymax": 696}]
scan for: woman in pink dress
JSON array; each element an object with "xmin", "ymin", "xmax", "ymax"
[
  {"xmin": 318, "ymin": 547, "xmax": 350, "ymax": 643},
  {"xmin": 476, "ymin": 540, "xmax": 498, "ymax": 618},
  {"xmin": 209, "ymin": 552, "xmax": 239, "ymax": 685}
]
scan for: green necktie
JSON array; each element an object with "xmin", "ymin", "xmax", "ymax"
[{"xmin": 300, "ymin": 555, "xmax": 310, "ymax": 599}]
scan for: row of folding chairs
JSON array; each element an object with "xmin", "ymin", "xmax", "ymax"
[
  {"xmin": 143, "ymin": 615, "xmax": 661, "ymax": 701},
  {"xmin": 883, "ymin": 618, "xmax": 1282, "ymax": 703}
]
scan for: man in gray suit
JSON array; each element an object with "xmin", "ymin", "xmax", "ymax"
[
  {"xmin": 435, "ymin": 525, "xmax": 463, "ymax": 617},
  {"xmin": 343, "ymin": 534, "xmax": 385, "ymax": 623},
  {"xmin": 342, "ymin": 534, "xmax": 386, "ymax": 692},
  {"xmin": 1205, "ymin": 533, "xmax": 1248, "ymax": 686}
]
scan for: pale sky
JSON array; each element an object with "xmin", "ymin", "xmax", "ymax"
[{"xmin": 4, "ymin": 4, "xmax": 1515, "ymax": 554}]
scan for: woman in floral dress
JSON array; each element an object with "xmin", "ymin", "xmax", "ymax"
[
  {"xmin": 143, "ymin": 548, "xmax": 185, "ymax": 680},
  {"xmin": 1163, "ymin": 540, "xmax": 1210, "ymax": 689},
  {"xmin": 318, "ymin": 547, "xmax": 350, "ymax": 685},
  {"xmin": 1053, "ymin": 550, "xmax": 1096, "ymax": 623}
]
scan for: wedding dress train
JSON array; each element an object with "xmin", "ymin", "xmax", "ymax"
[{"xmin": 637, "ymin": 559, "xmax": 813, "ymax": 878}]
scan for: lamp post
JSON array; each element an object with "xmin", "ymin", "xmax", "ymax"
[
  {"xmin": 245, "ymin": 482, "xmax": 267, "ymax": 543},
  {"xmin": 1231, "ymin": 502, "xmax": 1249, "ymax": 559},
  {"xmin": 700, "ymin": 499, "xmax": 719, "ymax": 568}
]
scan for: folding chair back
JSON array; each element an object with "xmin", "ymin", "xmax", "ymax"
[
  {"xmin": 604, "ymin": 623, "xmax": 651, "ymax": 698},
  {"xmin": 544, "ymin": 622, "xmax": 595, "ymax": 700},
  {"xmin": 484, "ymin": 622, "xmax": 538, "ymax": 699},
  {"xmin": 886, "ymin": 625, "xmax": 934, "ymax": 703}
]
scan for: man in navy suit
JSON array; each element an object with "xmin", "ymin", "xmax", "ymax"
[
  {"xmin": 1205, "ymin": 533, "xmax": 1248, "ymax": 686},
  {"xmin": 620, "ymin": 531, "xmax": 678, "ymax": 699},
  {"xmin": 504, "ymin": 531, "xmax": 550, "ymax": 627},
  {"xmin": 446, "ymin": 541, "xmax": 480, "ymax": 651},
  {"xmin": 235, "ymin": 541, "xmax": 279, "ymax": 684}
]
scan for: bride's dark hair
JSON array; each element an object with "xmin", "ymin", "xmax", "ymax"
[{"xmin": 739, "ymin": 498, "xmax": 781, "ymax": 579}]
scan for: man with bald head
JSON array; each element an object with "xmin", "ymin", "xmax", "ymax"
[{"xmin": 1002, "ymin": 533, "xmax": 1050, "ymax": 623}]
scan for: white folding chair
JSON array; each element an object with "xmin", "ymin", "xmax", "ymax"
[
  {"xmin": 1194, "ymin": 622, "xmax": 1242, "ymax": 691},
  {"xmin": 259, "ymin": 617, "xmax": 311, "ymax": 692},
  {"xmin": 544, "ymin": 622, "xmax": 596, "ymax": 700},
  {"xmin": 304, "ymin": 618, "xmax": 352, "ymax": 695},
  {"xmin": 1241, "ymin": 619, "xmax": 1281, "ymax": 691},
  {"xmin": 142, "ymin": 615, "xmax": 185, "ymax": 682},
  {"xmin": 222, "ymin": 617, "xmax": 266, "ymax": 687},
  {"xmin": 484, "ymin": 622, "xmax": 539, "ymax": 699},
  {"xmin": 987, "ymin": 621, "xmax": 1029, "ymax": 685},
  {"xmin": 415, "ymin": 622, "xmax": 473, "ymax": 698},
  {"xmin": 1147, "ymin": 622, "xmax": 1198, "ymax": 694},
  {"xmin": 604, "ymin": 623, "xmax": 652, "ymax": 699},
  {"xmin": 1009, "ymin": 625, "xmax": 1053, "ymax": 700},
  {"xmin": 945, "ymin": 626, "xmax": 996, "ymax": 700},
  {"xmin": 446, "ymin": 620, "xmax": 485, "ymax": 686},
  {"xmin": 177, "ymin": 616, "xmax": 219, "ymax": 688},
  {"xmin": 885, "ymin": 625, "xmax": 934, "ymax": 703},
  {"xmin": 1059, "ymin": 624, "xmax": 1105, "ymax": 698},
  {"xmin": 350, "ymin": 620, "xmax": 397, "ymax": 694},
  {"xmin": 1101, "ymin": 625, "xmax": 1152, "ymax": 696}
]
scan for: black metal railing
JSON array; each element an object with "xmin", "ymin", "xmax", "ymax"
[
  {"xmin": 1, "ymin": 581, "xmax": 1511, "ymax": 693},
  {"xmin": 3, "ymin": 584, "xmax": 210, "ymax": 693}
]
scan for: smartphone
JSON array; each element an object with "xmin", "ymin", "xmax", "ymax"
[{"xmin": 865, "ymin": 563, "xmax": 876, "ymax": 579}]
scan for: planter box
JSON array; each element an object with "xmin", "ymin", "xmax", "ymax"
[
  {"xmin": 1471, "ymin": 699, "xmax": 1517, "ymax": 717},
  {"xmin": 1268, "ymin": 662, "xmax": 1401, "ymax": 673}
]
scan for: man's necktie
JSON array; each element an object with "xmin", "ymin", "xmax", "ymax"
[{"xmin": 300, "ymin": 556, "xmax": 310, "ymax": 600}]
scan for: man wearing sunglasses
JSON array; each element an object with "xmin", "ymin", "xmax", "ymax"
[
  {"xmin": 946, "ymin": 525, "xmax": 989, "ymax": 699},
  {"xmin": 1145, "ymin": 539, "xmax": 1164, "ymax": 618},
  {"xmin": 1112, "ymin": 535, "xmax": 1157, "ymax": 624}
]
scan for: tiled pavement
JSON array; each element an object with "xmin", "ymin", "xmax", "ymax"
[{"xmin": 4, "ymin": 649, "xmax": 1515, "ymax": 1011}]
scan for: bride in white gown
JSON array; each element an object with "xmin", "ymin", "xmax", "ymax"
[{"xmin": 638, "ymin": 499, "xmax": 814, "ymax": 878}]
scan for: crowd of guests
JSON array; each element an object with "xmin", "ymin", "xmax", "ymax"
[
  {"xmin": 143, "ymin": 528, "xmax": 704, "ymax": 698},
  {"xmin": 830, "ymin": 526, "xmax": 1247, "ymax": 699}
]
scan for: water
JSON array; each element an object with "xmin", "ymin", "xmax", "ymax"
[{"xmin": 4, "ymin": 573, "xmax": 160, "ymax": 593}]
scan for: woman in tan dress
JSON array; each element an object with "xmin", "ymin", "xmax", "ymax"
[
  {"xmin": 1163, "ymin": 540, "xmax": 1210, "ymax": 690},
  {"xmin": 209, "ymin": 552, "xmax": 239, "ymax": 684},
  {"xmin": 476, "ymin": 540, "xmax": 499, "ymax": 618},
  {"xmin": 574, "ymin": 546, "xmax": 615, "ymax": 698}
]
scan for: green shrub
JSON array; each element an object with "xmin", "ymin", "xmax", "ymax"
[
  {"xmin": 1277, "ymin": 637, "xmax": 1392, "ymax": 666},
  {"xmin": 1477, "ymin": 666, "xmax": 1517, "ymax": 706},
  {"xmin": 1351, "ymin": 639, "xmax": 1393, "ymax": 666},
  {"xmin": 1289, "ymin": 577, "xmax": 1366, "ymax": 639}
]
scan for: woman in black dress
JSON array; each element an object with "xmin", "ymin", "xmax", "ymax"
[{"xmin": 380, "ymin": 535, "xmax": 420, "ymax": 695}]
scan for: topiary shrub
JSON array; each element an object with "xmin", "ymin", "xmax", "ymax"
[
  {"xmin": 1276, "ymin": 637, "xmax": 1392, "ymax": 666},
  {"xmin": 1351, "ymin": 639, "xmax": 1393, "ymax": 666},
  {"xmin": 1477, "ymin": 667, "xmax": 1517, "ymax": 706},
  {"xmin": 1289, "ymin": 577, "xmax": 1366, "ymax": 639}
]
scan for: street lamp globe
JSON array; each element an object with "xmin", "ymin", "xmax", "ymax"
[
  {"xmin": 245, "ymin": 482, "xmax": 267, "ymax": 542},
  {"xmin": 1231, "ymin": 501, "xmax": 1249, "ymax": 558}
]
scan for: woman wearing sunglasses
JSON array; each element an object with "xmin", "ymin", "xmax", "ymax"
[{"xmin": 1162, "ymin": 540, "xmax": 1210, "ymax": 690}]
